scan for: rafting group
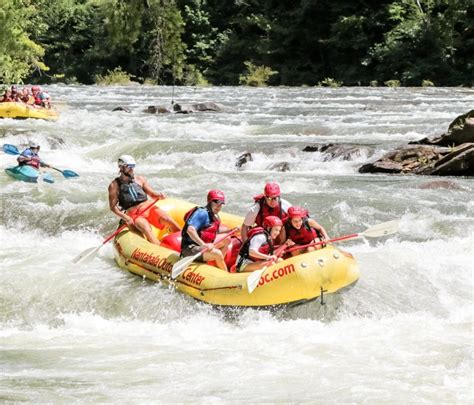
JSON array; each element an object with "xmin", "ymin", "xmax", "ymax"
[
  {"xmin": 1, "ymin": 85, "xmax": 52, "ymax": 108},
  {"xmin": 109, "ymin": 154, "xmax": 330, "ymax": 274}
]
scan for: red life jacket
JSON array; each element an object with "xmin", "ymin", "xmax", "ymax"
[
  {"xmin": 182, "ymin": 206, "xmax": 221, "ymax": 244},
  {"xmin": 238, "ymin": 227, "xmax": 273, "ymax": 265},
  {"xmin": 285, "ymin": 218, "xmax": 318, "ymax": 245},
  {"xmin": 19, "ymin": 153, "xmax": 41, "ymax": 169},
  {"xmin": 253, "ymin": 194, "xmax": 288, "ymax": 227}
]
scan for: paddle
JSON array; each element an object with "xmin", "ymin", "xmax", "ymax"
[
  {"xmin": 72, "ymin": 197, "xmax": 161, "ymax": 265},
  {"xmin": 2, "ymin": 144, "xmax": 79, "ymax": 178},
  {"xmin": 286, "ymin": 219, "xmax": 400, "ymax": 253},
  {"xmin": 246, "ymin": 242, "xmax": 290, "ymax": 293},
  {"xmin": 247, "ymin": 220, "xmax": 400, "ymax": 293},
  {"xmin": 247, "ymin": 261, "xmax": 273, "ymax": 294},
  {"xmin": 171, "ymin": 228, "xmax": 239, "ymax": 279}
]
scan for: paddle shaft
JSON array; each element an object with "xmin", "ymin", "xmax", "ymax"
[
  {"xmin": 171, "ymin": 228, "xmax": 239, "ymax": 279},
  {"xmin": 102, "ymin": 197, "xmax": 162, "ymax": 245},
  {"xmin": 196, "ymin": 228, "xmax": 239, "ymax": 255},
  {"xmin": 286, "ymin": 233, "xmax": 358, "ymax": 253}
]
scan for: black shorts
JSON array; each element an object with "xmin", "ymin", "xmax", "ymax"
[{"xmin": 180, "ymin": 244, "xmax": 206, "ymax": 262}]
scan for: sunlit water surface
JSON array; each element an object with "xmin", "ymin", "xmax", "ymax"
[{"xmin": 1, "ymin": 85, "xmax": 473, "ymax": 403}]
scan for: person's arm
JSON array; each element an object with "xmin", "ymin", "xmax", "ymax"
[
  {"xmin": 108, "ymin": 181, "xmax": 134, "ymax": 225},
  {"xmin": 186, "ymin": 225, "xmax": 213, "ymax": 250},
  {"xmin": 308, "ymin": 218, "xmax": 329, "ymax": 240},
  {"xmin": 140, "ymin": 176, "xmax": 166, "ymax": 200},
  {"xmin": 248, "ymin": 235, "xmax": 277, "ymax": 261},
  {"xmin": 17, "ymin": 149, "xmax": 31, "ymax": 163},
  {"xmin": 241, "ymin": 205, "xmax": 259, "ymax": 242}
]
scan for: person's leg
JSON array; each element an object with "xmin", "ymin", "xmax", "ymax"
[
  {"xmin": 133, "ymin": 217, "xmax": 160, "ymax": 245},
  {"xmin": 155, "ymin": 208, "xmax": 181, "ymax": 233},
  {"xmin": 203, "ymin": 249, "xmax": 227, "ymax": 271},
  {"xmin": 215, "ymin": 237, "xmax": 230, "ymax": 256},
  {"xmin": 239, "ymin": 261, "xmax": 267, "ymax": 273}
]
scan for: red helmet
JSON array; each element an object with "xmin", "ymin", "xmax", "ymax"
[
  {"xmin": 288, "ymin": 206, "xmax": 307, "ymax": 219},
  {"xmin": 207, "ymin": 189, "xmax": 225, "ymax": 204},
  {"xmin": 263, "ymin": 216, "xmax": 283, "ymax": 229},
  {"xmin": 264, "ymin": 182, "xmax": 281, "ymax": 198},
  {"xmin": 31, "ymin": 85, "xmax": 40, "ymax": 92}
]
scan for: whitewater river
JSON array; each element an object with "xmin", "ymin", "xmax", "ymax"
[{"xmin": 1, "ymin": 85, "xmax": 473, "ymax": 403}]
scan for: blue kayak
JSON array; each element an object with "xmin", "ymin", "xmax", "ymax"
[{"xmin": 5, "ymin": 165, "xmax": 55, "ymax": 184}]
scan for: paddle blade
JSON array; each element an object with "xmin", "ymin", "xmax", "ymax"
[
  {"xmin": 247, "ymin": 267, "xmax": 267, "ymax": 293},
  {"xmin": 61, "ymin": 169, "xmax": 79, "ymax": 178},
  {"xmin": 3, "ymin": 144, "xmax": 19, "ymax": 155},
  {"xmin": 171, "ymin": 253, "xmax": 201, "ymax": 279},
  {"xmin": 42, "ymin": 175, "xmax": 55, "ymax": 184},
  {"xmin": 361, "ymin": 220, "xmax": 400, "ymax": 238},
  {"xmin": 72, "ymin": 245, "xmax": 101, "ymax": 264}
]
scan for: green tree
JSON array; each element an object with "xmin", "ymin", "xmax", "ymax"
[{"xmin": 0, "ymin": 0, "xmax": 47, "ymax": 83}]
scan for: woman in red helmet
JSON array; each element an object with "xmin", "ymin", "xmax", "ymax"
[
  {"xmin": 241, "ymin": 182, "xmax": 292, "ymax": 244},
  {"xmin": 285, "ymin": 206, "xmax": 329, "ymax": 255},
  {"xmin": 181, "ymin": 189, "xmax": 231, "ymax": 271},
  {"xmin": 235, "ymin": 216, "xmax": 294, "ymax": 273}
]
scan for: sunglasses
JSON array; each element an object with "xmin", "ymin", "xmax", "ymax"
[
  {"xmin": 212, "ymin": 200, "xmax": 225, "ymax": 205},
  {"xmin": 126, "ymin": 164, "xmax": 135, "ymax": 168},
  {"xmin": 265, "ymin": 196, "xmax": 280, "ymax": 202}
]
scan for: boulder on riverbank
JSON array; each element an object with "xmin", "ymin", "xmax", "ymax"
[{"xmin": 358, "ymin": 110, "xmax": 474, "ymax": 176}]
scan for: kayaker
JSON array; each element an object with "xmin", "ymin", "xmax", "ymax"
[
  {"xmin": 241, "ymin": 182, "xmax": 292, "ymax": 244},
  {"xmin": 285, "ymin": 206, "xmax": 329, "ymax": 255},
  {"xmin": 108, "ymin": 155, "xmax": 180, "ymax": 245},
  {"xmin": 235, "ymin": 216, "xmax": 294, "ymax": 273},
  {"xmin": 180, "ymin": 189, "xmax": 231, "ymax": 272},
  {"xmin": 17, "ymin": 142, "xmax": 50, "ymax": 169}
]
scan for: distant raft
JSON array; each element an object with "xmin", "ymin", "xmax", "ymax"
[
  {"xmin": 113, "ymin": 198, "xmax": 360, "ymax": 308},
  {"xmin": 5, "ymin": 165, "xmax": 54, "ymax": 183},
  {"xmin": 0, "ymin": 102, "xmax": 59, "ymax": 120}
]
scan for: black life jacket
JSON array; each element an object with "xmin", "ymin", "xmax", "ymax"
[
  {"xmin": 115, "ymin": 177, "xmax": 148, "ymax": 210},
  {"xmin": 237, "ymin": 227, "xmax": 273, "ymax": 269}
]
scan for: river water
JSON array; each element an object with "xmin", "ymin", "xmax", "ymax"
[{"xmin": 1, "ymin": 86, "xmax": 473, "ymax": 403}]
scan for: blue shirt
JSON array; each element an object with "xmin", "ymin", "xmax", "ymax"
[
  {"xmin": 18, "ymin": 148, "xmax": 40, "ymax": 164},
  {"xmin": 182, "ymin": 207, "xmax": 211, "ymax": 246}
]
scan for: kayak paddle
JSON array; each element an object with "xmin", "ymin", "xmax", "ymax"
[
  {"xmin": 171, "ymin": 228, "xmax": 239, "ymax": 279},
  {"xmin": 247, "ymin": 219, "xmax": 400, "ymax": 293},
  {"xmin": 72, "ymin": 197, "xmax": 161, "ymax": 265},
  {"xmin": 3, "ymin": 143, "xmax": 79, "ymax": 178}
]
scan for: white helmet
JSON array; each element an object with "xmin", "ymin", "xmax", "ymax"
[
  {"xmin": 117, "ymin": 154, "xmax": 136, "ymax": 167},
  {"xmin": 29, "ymin": 141, "xmax": 40, "ymax": 148}
]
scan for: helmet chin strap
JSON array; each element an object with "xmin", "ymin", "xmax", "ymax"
[{"xmin": 120, "ymin": 167, "xmax": 134, "ymax": 181}]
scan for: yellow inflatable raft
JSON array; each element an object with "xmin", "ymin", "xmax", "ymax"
[
  {"xmin": 0, "ymin": 102, "xmax": 59, "ymax": 120},
  {"xmin": 113, "ymin": 198, "xmax": 360, "ymax": 308}
]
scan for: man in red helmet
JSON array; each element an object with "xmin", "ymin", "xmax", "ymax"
[
  {"xmin": 180, "ymin": 189, "xmax": 231, "ymax": 271},
  {"xmin": 241, "ymin": 182, "xmax": 292, "ymax": 243},
  {"xmin": 285, "ymin": 206, "xmax": 329, "ymax": 255},
  {"xmin": 235, "ymin": 216, "xmax": 294, "ymax": 272}
]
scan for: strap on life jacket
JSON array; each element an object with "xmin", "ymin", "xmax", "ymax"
[
  {"xmin": 181, "ymin": 205, "xmax": 220, "ymax": 248},
  {"xmin": 237, "ymin": 227, "xmax": 273, "ymax": 269},
  {"xmin": 253, "ymin": 195, "xmax": 286, "ymax": 227}
]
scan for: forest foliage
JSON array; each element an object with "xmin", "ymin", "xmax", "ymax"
[{"xmin": 1, "ymin": 0, "xmax": 472, "ymax": 86}]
